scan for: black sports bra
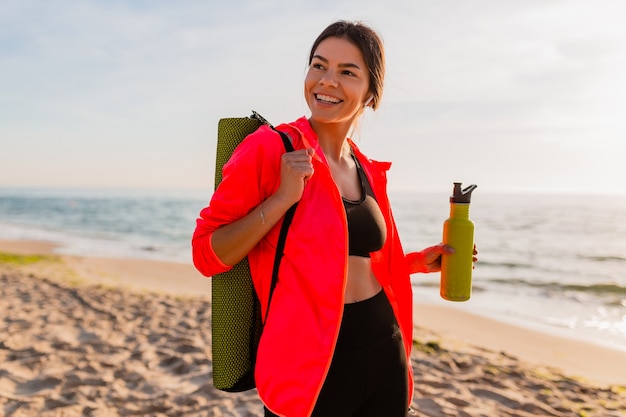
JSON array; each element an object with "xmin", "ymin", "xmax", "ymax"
[{"xmin": 342, "ymin": 153, "xmax": 387, "ymax": 258}]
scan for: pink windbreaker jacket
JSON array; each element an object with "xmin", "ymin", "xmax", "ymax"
[{"xmin": 192, "ymin": 117, "xmax": 414, "ymax": 417}]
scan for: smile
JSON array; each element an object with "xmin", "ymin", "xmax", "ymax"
[{"xmin": 315, "ymin": 94, "xmax": 342, "ymax": 104}]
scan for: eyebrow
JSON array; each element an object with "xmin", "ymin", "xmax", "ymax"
[{"xmin": 312, "ymin": 54, "xmax": 362, "ymax": 70}]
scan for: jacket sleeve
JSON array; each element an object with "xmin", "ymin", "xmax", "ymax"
[{"xmin": 192, "ymin": 126, "xmax": 284, "ymax": 277}]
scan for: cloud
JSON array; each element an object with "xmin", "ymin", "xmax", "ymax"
[{"xmin": 1, "ymin": 0, "xmax": 625, "ymax": 194}]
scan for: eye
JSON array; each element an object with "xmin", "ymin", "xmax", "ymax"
[
  {"xmin": 342, "ymin": 70, "xmax": 356, "ymax": 77},
  {"xmin": 311, "ymin": 62, "xmax": 325, "ymax": 70}
]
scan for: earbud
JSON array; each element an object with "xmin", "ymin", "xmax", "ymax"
[{"xmin": 364, "ymin": 95, "xmax": 374, "ymax": 106}]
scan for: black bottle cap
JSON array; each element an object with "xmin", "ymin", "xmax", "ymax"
[{"xmin": 451, "ymin": 182, "xmax": 478, "ymax": 204}]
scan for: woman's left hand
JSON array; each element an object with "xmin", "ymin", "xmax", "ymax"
[{"xmin": 406, "ymin": 244, "xmax": 478, "ymax": 274}]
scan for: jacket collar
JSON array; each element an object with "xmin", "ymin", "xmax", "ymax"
[{"xmin": 279, "ymin": 116, "xmax": 392, "ymax": 172}]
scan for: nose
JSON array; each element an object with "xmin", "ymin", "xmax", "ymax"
[{"xmin": 319, "ymin": 70, "xmax": 338, "ymax": 87}]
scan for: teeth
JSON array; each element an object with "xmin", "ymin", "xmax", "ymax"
[{"xmin": 316, "ymin": 94, "xmax": 341, "ymax": 104}]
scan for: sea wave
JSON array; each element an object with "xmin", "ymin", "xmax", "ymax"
[
  {"xmin": 583, "ymin": 255, "xmax": 626, "ymax": 263},
  {"xmin": 476, "ymin": 260, "xmax": 533, "ymax": 269},
  {"xmin": 562, "ymin": 283, "xmax": 626, "ymax": 296},
  {"xmin": 487, "ymin": 278, "xmax": 626, "ymax": 298}
]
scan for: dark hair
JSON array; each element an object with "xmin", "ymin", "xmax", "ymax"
[{"xmin": 308, "ymin": 20, "xmax": 385, "ymax": 110}]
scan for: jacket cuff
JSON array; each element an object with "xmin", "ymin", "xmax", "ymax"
[{"xmin": 192, "ymin": 232, "xmax": 231, "ymax": 277}]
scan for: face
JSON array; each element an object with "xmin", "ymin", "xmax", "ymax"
[{"xmin": 304, "ymin": 36, "xmax": 371, "ymax": 128}]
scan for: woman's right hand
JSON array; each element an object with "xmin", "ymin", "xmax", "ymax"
[
  {"xmin": 209, "ymin": 147, "xmax": 314, "ymax": 267},
  {"xmin": 276, "ymin": 148, "xmax": 315, "ymax": 205}
]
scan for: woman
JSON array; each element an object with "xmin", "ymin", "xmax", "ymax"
[{"xmin": 193, "ymin": 20, "xmax": 469, "ymax": 417}]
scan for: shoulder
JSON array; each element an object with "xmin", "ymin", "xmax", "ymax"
[
  {"xmin": 242, "ymin": 125, "xmax": 287, "ymax": 152},
  {"xmin": 227, "ymin": 125, "xmax": 287, "ymax": 168},
  {"xmin": 230, "ymin": 116, "xmax": 309, "ymax": 162},
  {"xmin": 275, "ymin": 116, "xmax": 315, "ymax": 150}
]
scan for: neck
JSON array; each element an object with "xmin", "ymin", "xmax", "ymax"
[{"xmin": 309, "ymin": 118, "xmax": 353, "ymax": 162}]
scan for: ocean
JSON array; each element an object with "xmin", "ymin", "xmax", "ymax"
[{"xmin": 1, "ymin": 187, "xmax": 625, "ymax": 353}]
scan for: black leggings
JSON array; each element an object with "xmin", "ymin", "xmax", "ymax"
[{"xmin": 265, "ymin": 290, "xmax": 408, "ymax": 417}]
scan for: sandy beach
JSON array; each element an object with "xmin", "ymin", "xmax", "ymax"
[{"xmin": 1, "ymin": 239, "xmax": 625, "ymax": 417}]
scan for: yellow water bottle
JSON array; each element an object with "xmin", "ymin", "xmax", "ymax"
[{"xmin": 441, "ymin": 182, "xmax": 477, "ymax": 301}]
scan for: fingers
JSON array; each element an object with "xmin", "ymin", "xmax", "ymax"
[
  {"xmin": 442, "ymin": 244, "xmax": 456, "ymax": 254},
  {"xmin": 417, "ymin": 243, "xmax": 479, "ymax": 273},
  {"xmin": 282, "ymin": 149, "xmax": 315, "ymax": 179},
  {"xmin": 286, "ymin": 148, "xmax": 314, "ymax": 160},
  {"xmin": 420, "ymin": 244, "xmax": 445, "ymax": 272},
  {"xmin": 277, "ymin": 149, "xmax": 315, "ymax": 204},
  {"xmin": 282, "ymin": 148, "xmax": 315, "ymax": 165}
]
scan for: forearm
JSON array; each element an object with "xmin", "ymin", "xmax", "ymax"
[{"xmin": 211, "ymin": 193, "xmax": 294, "ymax": 266}]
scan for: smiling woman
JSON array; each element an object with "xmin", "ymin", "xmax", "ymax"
[{"xmin": 192, "ymin": 20, "xmax": 464, "ymax": 417}]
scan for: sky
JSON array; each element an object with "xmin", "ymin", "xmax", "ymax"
[{"xmin": 1, "ymin": 0, "xmax": 625, "ymax": 196}]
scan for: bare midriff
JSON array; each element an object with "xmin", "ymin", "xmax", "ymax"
[{"xmin": 343, "ymin": 255, "xmax": 382, "ymax": 304}]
